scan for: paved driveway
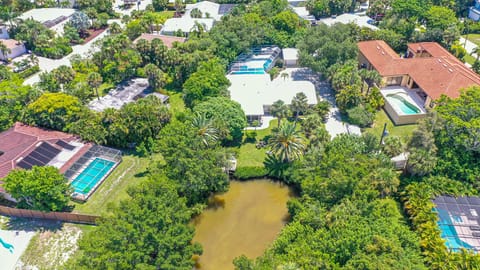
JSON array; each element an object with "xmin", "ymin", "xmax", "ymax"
[{"xmin": 290, "ymin": 68, "xmax": 361, "ymax": 139}]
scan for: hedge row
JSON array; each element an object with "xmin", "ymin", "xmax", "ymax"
[{"xmin": 233, "ymin": 166, "xmax": 267, "ymax": 180}]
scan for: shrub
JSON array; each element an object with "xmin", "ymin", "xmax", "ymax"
[
  {"xmin": 233, "ymin": 166, "xmax": 268, "ymax": 180},
  {"xmin": 347, "ymin": 105, "xmax": 374, "ymax": 127},
  {"xmin": 18, "ymin": 65, "xmax": 40, "ymax": 78},
  {"xmin": 244, "ymin": 131, "xmax": 257, "ymax": 143}
]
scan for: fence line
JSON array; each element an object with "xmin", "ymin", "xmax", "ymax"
[{"xmin": 0, "ymin": 205, "xmax": 99, "ymax": 225}]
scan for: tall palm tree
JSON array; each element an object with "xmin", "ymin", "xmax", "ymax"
[
  {"xmin": 473, "ymin": 46, "xmax": 480, "ymax": 61},
  {"xmin": 291, "ymin": 92, "xmax": 309, "ymax": 122},
  {"xmin": 87, "ymin": 72, "xmax": 103, "ymax": 100},
  {"xmin": 268, "ymin": 122, "xmax": 305, "ymax": 163},
  {"xmin": 280, "ymin": 72, "xmax": 289, "ymax": 81},
  {"xmin": 370, "ymin": 167, "xmax": 399, "ymax": 198},
  {"xmin": 270, "ymin": 99, "xmax": 290, "ymax": 128},
  {"xmin": 191, "ymin": 112, "xmax": 219, "ymax": 147},
  {"xmin": 144, "ymin": 63, "xmax": 164, "ymax": 90}
]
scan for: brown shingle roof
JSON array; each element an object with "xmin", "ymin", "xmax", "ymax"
[
  {"xmin": 358, "ymin": 41, "xmax": 480, "ymax": 99},
  {"xmin": 0, "ymin": 123, "xmax": 79, "ymax": 179},
  {"xmin": 133, "ymin": 33, "xmax": 186, "ymax": 48}
]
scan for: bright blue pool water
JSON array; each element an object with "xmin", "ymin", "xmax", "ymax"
[
  {"xmin": 0, "ymin": 237, "xmax": 14, "ymax": 254},
  {"xmin": 70, "ymin": 158, "xmax": 115, "ymax": 195},
  {"xmin": 435, "ymin": 208, "xmax": 475, "ymax": 251},
  {"xmin": 230, "ymin": 58, "xmax": 275, "ymax": 75},
  {"xmin": 386, "ymin": 93, "xmax": 421, "ymax": 115}
]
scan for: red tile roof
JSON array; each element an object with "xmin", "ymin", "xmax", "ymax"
[
  {"xmin": 134, "ymin": 33, "xmax": 186, "ymax": 48},
  {"xmin": 0, "ymin": 123, "xmax": 80, "ymax": 180},
  {"xmin": 358, "ymin": 40, "xmax": 480, "ymax": 99}
]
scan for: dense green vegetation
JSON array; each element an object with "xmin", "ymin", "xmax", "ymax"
[
  {"xmin": 1, "ymin": 0, "xmax": 480, "ymax": 268},
  {"xmin": 3, "ymin": 166, "xmax": 71, "ymax": 211}
]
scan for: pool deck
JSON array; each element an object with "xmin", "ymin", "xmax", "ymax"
[
  {"xmin": 380, "ymin": 86, "xmax": 426, "ymax": 125},
  {"xmin": 0, "ymin": 229, "xmax": 35, "ymax": 270}
]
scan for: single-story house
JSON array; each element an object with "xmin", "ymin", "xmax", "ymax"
[
  {"xmin": 134, "ymin": 33, "xmax": 186, "ymax": 48},
  {"xmin": 319, "ymin": 13, "xmax": 378, "ymax": 30},
  {"xmin": 19, "ymin": 8, "xmax": 76, "ymax": 35},
  {"xmin": 185, "ymin": 1, "xmax": 235, "ymax": 20},
  {"xmin": 160, "ymin": 18, "xmax": 215, "ymax": 36},
  {"xmin": 0, "ymin": 39, "xmax": 26, "ymax": 61},
  {"xmin": 88, "ymin": 78, "xmax": 168, "ymax": 112},
  {"xmin": 358, "ymin": 40, "xmax": 480, "ymax": 124},
  {"xmin": 0, "ymin": 123, "xmax": 121, "ymax": 201},
  {"xmin": 227, "ymin": 69, "xmax": 318, "ymax": 121}
]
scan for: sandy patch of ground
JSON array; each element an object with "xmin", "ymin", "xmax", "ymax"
[{"xmin": 15, "ymin": 222, "xmax": 83, "ymax": 270}]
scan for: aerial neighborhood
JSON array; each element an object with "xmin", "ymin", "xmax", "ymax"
[{"xmin": 0, "ymin": 0, "xmax": 480, "ymax": 269}]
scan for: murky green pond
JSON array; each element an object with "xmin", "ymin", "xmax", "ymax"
[{"xmin": 192, "ymin": 179, "xmax": 293, "ymax": 270}]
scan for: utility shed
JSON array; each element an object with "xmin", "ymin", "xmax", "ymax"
[{"xmin": 282, "ymin": 48, "xmax": 299, "ymax": 67}]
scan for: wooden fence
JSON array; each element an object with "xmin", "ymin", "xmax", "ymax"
[{"xmin": 0, "ymin": 206, "xmax": 99, "ymax": 225}]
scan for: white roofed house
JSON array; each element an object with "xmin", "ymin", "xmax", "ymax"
[
  {"xmin": 19, "ymin": 8, "xmax": 76, "ymax": 35},
  {"xmin": 161, "ymin": 1, "xmax": 235, "ymax": 36},
  {"xmin": 160, "ymin": 18, "xmax": 215, "ymax": 37}
]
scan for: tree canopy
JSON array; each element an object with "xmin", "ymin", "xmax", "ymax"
[{"xmin": 3, "ymin": 166, "xmax": 71, "ymax": 212}]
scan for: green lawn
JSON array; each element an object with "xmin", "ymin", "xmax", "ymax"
[
  {"xmin": 71, "ymin": 154, "xmax": 160, "ymax": 215},
  {"xmin": 235, "ymin": 119, "xmax": 277, "ymax": 168},
  {"xmin": 168, "ymin": 92, "xmax": 185, "ymax": 114},
  {"xmin": 463, "ymin": 34, "xmax": 480, "ymax": 47},
  {"xmin": 363, "ymin": 109, "xmax": 417, "ymax": 143},
  {"xmin": 465, "ymin": 54, "xmax": 476, "ymax": 65}
]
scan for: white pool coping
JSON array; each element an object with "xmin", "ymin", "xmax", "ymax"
[
  {"xmin": 0, "ymin": 229, "xmax": 35, "ymax": 270},
  {"xmin": 381, "ymin": 86, "xmax": 426, "ymax": 115}
]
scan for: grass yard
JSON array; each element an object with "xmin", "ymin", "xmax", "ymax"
[
  {"xmin": 363, "ymin": 109, "xmax": 417, "ymax": 143},
  {"xmin": 236, "ymin": 119, "xmax": 277, "ymax": 168},
  {"xmin": 465, "ymin": 54, "xmax": 476, "ymax": 65},
  {"xmin": 168, "ymin": 92, "xmax": 185, "ymax": 114},
  {"xmin": 463, "ymin": 34, "xmax": 480, "ymax": 47},
  {"xmin": 71, "ymin": 154, "xmax": 161, "ymax": 215}
]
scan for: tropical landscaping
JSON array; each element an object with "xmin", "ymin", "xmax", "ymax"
[{"xmin": 0, "ymin": 0, "xmax": 480, "ymax": 269}]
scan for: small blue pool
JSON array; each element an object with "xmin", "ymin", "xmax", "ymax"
[
  {"xmin": 70, "ymin": 158, "xmax": 116, "ymax": 195},
  {"xmin": 386, "ymin": 93, "xmax": 421, "ymax": 115},
  {"xmin": 435, "ymin": 208, "xmax": 475, "ymax": 251}
]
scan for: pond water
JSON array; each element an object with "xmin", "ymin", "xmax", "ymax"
[{"xmin": 192, "ymin": 179, "xmax": 293, "ymax": 270}]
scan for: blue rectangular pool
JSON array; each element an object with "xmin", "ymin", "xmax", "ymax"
[{"xmin": 70, "ymin": 158, "xmax": 116, "ymax": 195}]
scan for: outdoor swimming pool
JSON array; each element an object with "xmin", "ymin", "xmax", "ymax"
[
  {"xmin": 436, "ymin": 208, "xmax": 475, "ymax": 251},
  {"xmin": 70, "ymin": 158, "xmax": 116, "ymax": 196},
  {"xmin": 386, "ymin": 93, "xmax": 421, "ymax": 115}
]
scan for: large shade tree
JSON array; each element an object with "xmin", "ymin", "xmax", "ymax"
[{"xmin": 3, "ymin": 166, "xmax": 71, "ymax": 211}]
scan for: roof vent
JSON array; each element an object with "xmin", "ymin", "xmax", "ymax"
[
  {"xmin": 448, "ymin": 68, "xmax": 453, "ymax": 73},
  {"xmin": 438, "ymin": 59, "xmax": 442, "ymax": 63},
  {"xmin": 376, "ymin": 46, "xmax": 380, "ymax": 50},
  {"xmin": 443, "ymin": 64, "xmax": 448, "ymax": 68},
  {"xmin": 381, "ymin": 51, "xmax": 385, "ymax": 55}
]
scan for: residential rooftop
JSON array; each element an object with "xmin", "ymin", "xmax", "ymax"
[
  {"xmin": 358, "ymin": 40, "xmax": 480, "ymax": 99},
  {"xmin": 319, "ymin": 14, "xmax": 378, "ymax": 30},
  {"xmin": 0, "ymin": 123, "xmax": 89, "ymax": 191},
  {"xmin": 19, "ymin": 8, "xmax": 75, "ymax": 27},
  {"xmin": 88, "ymin": 78, "xmax": 168, "ymax": 112}
]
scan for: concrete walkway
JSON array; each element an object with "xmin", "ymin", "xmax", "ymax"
[{"xmin": 460, "ymin": 37, "xmax": 479, "ymax": 68}]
